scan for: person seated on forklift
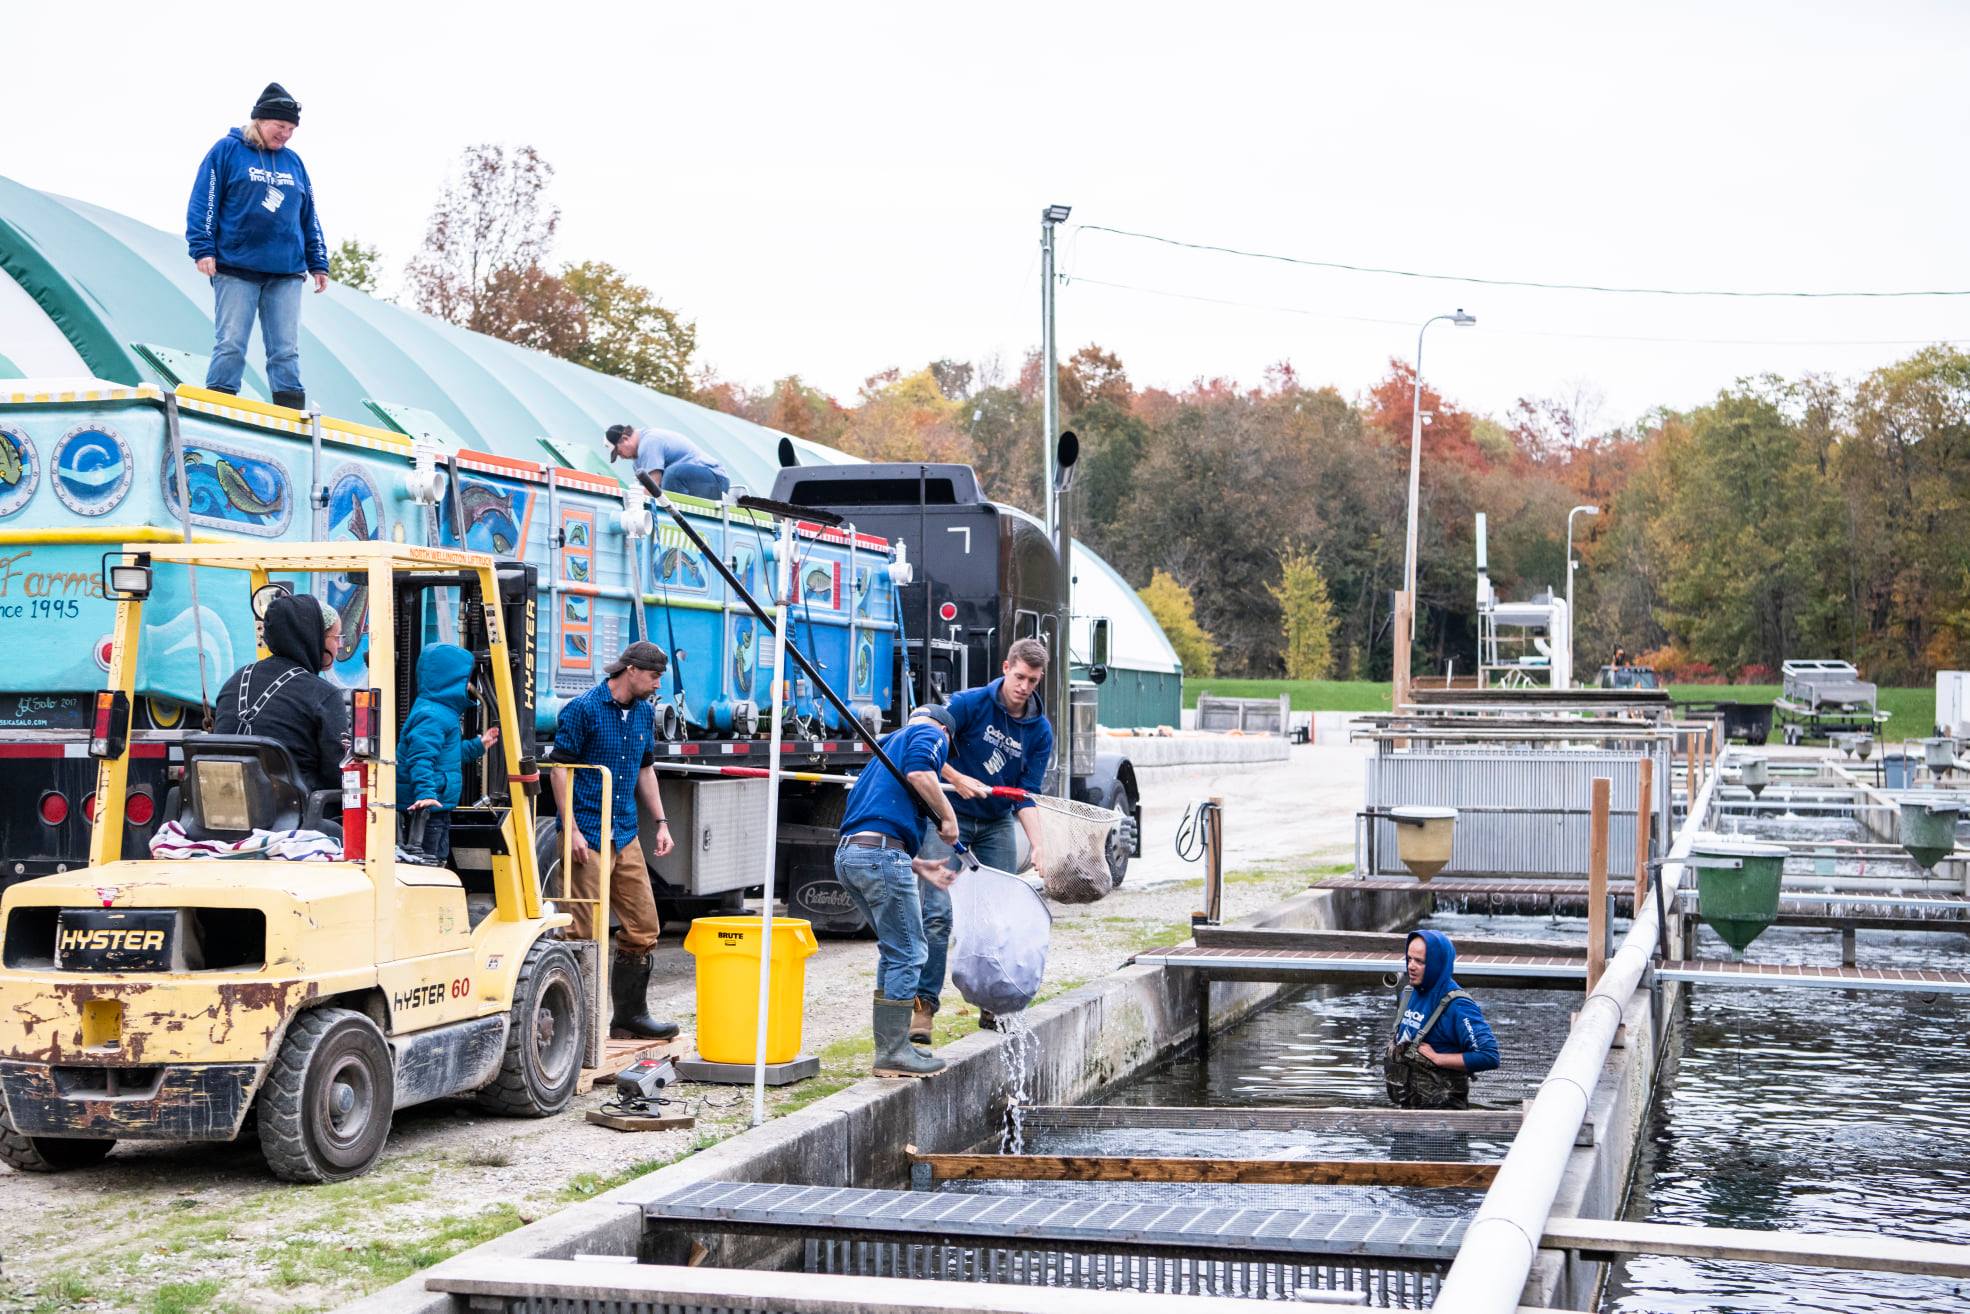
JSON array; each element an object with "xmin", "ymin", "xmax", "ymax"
[
  {"xmin": 396, "ymin": 642, "xmax": 500, "ymax": 865},
  {"xmin": 925, "ymin": 636, "xmax": 1054, "ymax": 1041},
  {"xmin": 210, "ymin": 591, "xmax": 348, "ymax": 795},
  {"xmin": 833, "ymin": 704, "xmax": 962, "ymax": 1079},
  {"xmin": 604, "ymin": 422, "xmax": 731, "ymax": 501},
  {"xmin": 546, "ymin": 640, "xmax": 679, "ymax": 1040},
  {"xmin": 1384, "ymin": 929, "xmax": 1499, "ymax": 1110}
]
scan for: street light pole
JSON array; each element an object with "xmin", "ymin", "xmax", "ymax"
[
  {"xmin": 1041, "ymin": 204, "xmax": 1071, "ymax": 538},
  {"xmin": 1566, "ymin": 503, "xmax": 1599, "ymax": 690},
  {"xmin": 1401, "ymin": 309, "xmax": 1476, "ymax": 638}
]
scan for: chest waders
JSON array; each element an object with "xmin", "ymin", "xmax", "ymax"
[{"xmin": 1383, "ymin": 986, "xmax": 1475, "ymax": 1109}]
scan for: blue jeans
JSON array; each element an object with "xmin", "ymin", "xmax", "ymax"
[
  {"xmin": 662, "ymin": 461, "xmax": 729, "ymax": 500},
  {"xmin": 834, "ymin": 842, "xmax": 929, "ymax": 1002},
  {"xmin": 207, "ymin": 273, "xmax": 304, "ymax": 396},
  {"xmin": 915, "ymin": 813, "xmax": 1017, "ymax": 1007},
  {"xmin": 410, "ymin": 809, "xmax": 452, "ymax": 863}
]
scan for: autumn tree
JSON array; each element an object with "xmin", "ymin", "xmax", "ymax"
[
  {"xmin": 327, "ymin": 238, "xmax": 382, "ymax": 294},
  {"xmin": 407, "ymin": 144, "xmax": 559, "ymax": 332},
  {"xmin": 559, "ymin": 261, "xmax": 697, "ymax": 398},
  {"xmin": 1139, "ymin": 570, "xmax": 1216, "ymax": 678},
  {"xmin": 1271, "ymin": 548, "xmax": 1339, "ymax": 679}
]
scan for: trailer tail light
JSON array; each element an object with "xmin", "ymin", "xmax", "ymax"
[
  {"xmin": 37, "ymin": 792, "xmax": 68, "ymax": 826},
  {"xmin": 341, "ymin": 764, "xmax": 366, "ymax": 862},
  {"xmin": 346, "ymin": 688, "xmax": 382, "ymax": 758},
  {"xmin": 82, "ymin": 793, "xmax": 99, "ymax": 824},
  {"xmin": 88, "ymin": 691, "xmax": 130, "ymax": 759},
  {"xmin": 125, "ymin": 790, "xmax": 155, "ymax": 827},
  {"xmin": 938, "ymin": 602, "xmax": 957, "ymax": 622}
]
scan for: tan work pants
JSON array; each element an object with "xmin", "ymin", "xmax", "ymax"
[{"xmin": 566, "ymin": 833, "xmax": 662, "ymax": 956}]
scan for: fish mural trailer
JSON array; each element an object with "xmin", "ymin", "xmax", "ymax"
[{"xmin": 0, "ymin": 381, "xmax": 904, "ymax": 909}]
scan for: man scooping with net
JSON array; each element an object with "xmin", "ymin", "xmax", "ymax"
[{"xmin": 917, "ymin": 637, "xmax": 1055, "ymax": 1042}]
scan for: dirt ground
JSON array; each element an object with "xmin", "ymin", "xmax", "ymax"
[{"xmin": 0, "ymin": 742, "xmax": 1364, "ymax": 1314}]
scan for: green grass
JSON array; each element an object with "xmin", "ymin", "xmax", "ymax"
[
  {"xmin": 266, "ymin": 1205, "xmax": 525, "ymax": 1287},
  {"xmin": 148, "ymin": 1281, "xmax": 222, "ymax": 1314},
  {"xmin": 1183, "ymin": 677, "xmax": 1936, "ymax": 743}
]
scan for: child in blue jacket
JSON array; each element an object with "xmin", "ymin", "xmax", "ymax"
[{"xmin": 397, "ymin": 644, "xmax": 499, "ymax": 863}]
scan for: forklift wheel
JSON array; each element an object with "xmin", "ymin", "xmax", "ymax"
[
  {"xmin": 0, "ymin": 1122, "xmax": 114, "ymax": 1173},
  {"xmin": 258, "ymin": 1008, "xmax": 395, "ymax": 1183},
  {"xmin": 476, "ymin": 939, "xmax": 585, "ymax": 1117}
]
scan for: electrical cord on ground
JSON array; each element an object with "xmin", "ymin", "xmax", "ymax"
[
  {"xmin": 599, "ymin": 1085, "xmax": 745, "ymax": 1120},
  {"xmin": 1174, "ymin": 798, "xmax": 1221, "ymax": 863}
]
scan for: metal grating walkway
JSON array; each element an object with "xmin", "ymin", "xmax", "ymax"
[
  {"xmin": 1133, "ymin": 945, "xmax": 1588, "ymax": 988},
  {"xmin": 645, "ymin": 1180, "xmax": 1469, "ymax": 1263},
  {"xmin": 1655, "ymin": 958, "xmax": 1970, "ymax": 994}
]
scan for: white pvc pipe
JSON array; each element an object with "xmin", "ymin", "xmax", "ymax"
[
  {"xmin": 1433, "ymin": 767, "xmax": 1720, "ymax": 1312},
  {"xmin": 751, "ymin": 522, "xmax": 793, "ymax": 1127}
]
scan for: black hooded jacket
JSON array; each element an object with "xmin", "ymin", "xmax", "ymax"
[{"xmin": 211, "ymin": 593, "xmax": 349, "ymax": 794}]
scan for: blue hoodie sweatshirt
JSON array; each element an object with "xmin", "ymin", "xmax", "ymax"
[
  {"xmin": 1394, "ymin": 930, "xmax": 1500, "ymax": 1074},
  {"xmin": 396, "ymin": 644, "xmax": 486, "ymax": 812},
  {"xmin": 186, "ymin": 128, "xmax": 329, "ymax": 278},
  {"xmin": 944, "ymin": 677, "xmax": 1054, "ymax": 822}
]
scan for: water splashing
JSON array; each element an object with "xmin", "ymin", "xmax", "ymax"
[{"xmin": 995, "ymin": 1012, "xmax": 1039, "ymax": 1154}]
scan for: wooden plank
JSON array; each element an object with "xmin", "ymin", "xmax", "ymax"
[
  {"xmin": 1541, "ymin": 1216, "xmax": 1970, "ymax": 1279},
  {"xmin": 584, "ymin": 1033, "xmax": 690, "ymax": 1090},
  {"xmin": 906, "ymin": 1147, "xmax": 1498, "ymax": 1189},
  {"xmin": 1193, "ymin": 926, "xmax": 1588, "ymax": 959},
  {"xmin": 1588, "ymin": 777, "xmax": 1611, "ymax": 994},
  {"xmin": 1019, "ymin": 1104, "xmax": 1528, "ymax": 1136},
  {"xmin": 584, "ymin": 1109, "xmax": 696, "ymax": 1133}
]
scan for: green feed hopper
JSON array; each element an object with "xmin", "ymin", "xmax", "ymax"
[
  {"xmin": 1688, "ymin": 838, "xmax": 1786, "ymax": 960},
  {"xmin": 1897, "ymin": 798, "xmax": 1962, "ymax": 871}
]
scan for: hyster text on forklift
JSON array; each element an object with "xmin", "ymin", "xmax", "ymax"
[{"xmin": 0, "ymin": 542, "xmax": 607, "ymax": 1182}]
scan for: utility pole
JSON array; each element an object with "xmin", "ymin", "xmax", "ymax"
[{"xmin": 1041, "ymin": 204, "xmax": 1071, "ymax": 537}]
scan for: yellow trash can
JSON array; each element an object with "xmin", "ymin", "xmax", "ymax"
[{"xmin": 682, "ymin": 916, "xmax": 820, "ymax": 1065}]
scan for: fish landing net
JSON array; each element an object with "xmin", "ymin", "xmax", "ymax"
[{"xmin": 998, "ymin": 787, "xmax": 1124, "ymax": 903}]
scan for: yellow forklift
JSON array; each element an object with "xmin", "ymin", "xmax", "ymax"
[{"xmin": 0, "ymin": 542, "xmax": 611, "ymax": 1182}]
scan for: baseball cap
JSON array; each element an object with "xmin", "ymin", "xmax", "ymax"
[
  {"xmin": 605, "ymin": 641, "xmax": 669, "ymax": 678},
  {"xmin": 910, "ymin": 704, "xmax": 957, "ymax": 735}
]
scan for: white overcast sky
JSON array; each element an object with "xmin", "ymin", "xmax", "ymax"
[{"xmin": 8, "ymin": 2, "xmax": 1968, "ymax": 429}]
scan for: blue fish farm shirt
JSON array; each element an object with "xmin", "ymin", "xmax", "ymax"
[
  {"xmin": 838, "ymin": 721, "xmax": 949, "ymax": 856},
  {"xmin": 1394, "ymin": 929, "xmax": 1500, "ymax": 1073},
  {"xmin": 944, "ymin": 677, "xmax": 1053, "ymax": 822},
  {"xmin": 551, "ymin": 681, "xmax": 656, "ymax": 849},
  {"xmin": 185, "ymin": 128, "xmax": 329, "ymax": 278}
]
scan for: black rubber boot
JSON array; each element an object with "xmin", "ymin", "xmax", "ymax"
[
  {"xmin": 610, "ymin": 952, "xmax": 678, "ymax": 1040},
  {"xmin": 271, "ymin": 389, "xmax": 307, "ymax": 411},
  {"xmin": 873, "ymin": 995, "xmax": 943, "ymax": 1078},
  {"xmin": 206, "ymin": 384, "xmax": 238, "ymax": 396}
]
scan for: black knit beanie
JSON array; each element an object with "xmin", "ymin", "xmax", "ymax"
[{"xmin": 252, "ymin": 83, "xmax": 301, "ymax": 124}]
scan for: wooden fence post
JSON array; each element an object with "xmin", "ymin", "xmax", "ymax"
[
  {"xmin": 1633, "ymin": 757, "xmax": 1654, "ymax": 912},
  {"xmin": 1588, "ymin": 776, "xmax": 1611, "ymax": 995}
]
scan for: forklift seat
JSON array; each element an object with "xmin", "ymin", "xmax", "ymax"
[{"xmin": 170, "ymin": 735, "xmax": 343, "ymax": 843}]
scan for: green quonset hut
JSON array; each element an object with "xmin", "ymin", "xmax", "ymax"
[{"xmin": 0, "ymin": 175, "xmax": 1181, "ymax": 725}]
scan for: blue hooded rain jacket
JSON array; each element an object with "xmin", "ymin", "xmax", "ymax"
[
  {"xmin": 396, "ymin": 644, "xmax": 486, "ymax": 812},
  {"xmin": 1394, "ymin": 930, "xmax": 1500, "ymax": 1073},
  {"xmin": 185, "ymin": 127, "xmax": 329, "ymax": 278}
]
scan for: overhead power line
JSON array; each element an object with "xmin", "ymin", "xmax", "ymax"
[
  {"xmin": 1063, "ymin": 274, "xmax": 1970, "ymax": 348},
  {"xmin": 1075, "ymin": 225, "xmax": 1970, "ymax": 300}
]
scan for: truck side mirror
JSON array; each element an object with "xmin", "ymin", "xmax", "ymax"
[
  {"xmin": 1089, "ymin": 617, "xmax": 1110, "ymax": 684},
  {"xmin": 1053, "ymin": 430, "xmax": 1079, "ymax": 492}
]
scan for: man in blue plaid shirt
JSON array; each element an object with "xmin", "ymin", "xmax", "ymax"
[{"xmin": 549, "ymin": 641, "xmax": 678, "ymax": 1040}]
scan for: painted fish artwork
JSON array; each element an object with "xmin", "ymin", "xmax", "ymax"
[
  {"xmin": 854, "ymin": 636, "xmax": 873, "ymax": 694},
  {"xmin": 565, "ymin": 520, "xmax": 588, "ymax": 546},
  {"xmin": 0, "ymin": 429, "xmax": 38, "ymax": 517},
  {"xmin": 450, "ymin": 479, "xmax": 525, "ymax": 555},
  {"xmin": 566, "ymin": 555, "xmax": 590, "ymax": 582},
  {"xmin": 656, "ymin": 546, "xmax": 707, "ymax": 589},
  {"xmin": 732, "ymin": 621, "xmax": 755, "ymax": 695},
  {"xmin": 565, "ymin": 633, "xmax": 589, "ymax": 660},
  {"xmin": 564, "ymin": 595, "xmax": 588, "ymax": 623},
  {"xmin": 164, "ymin": 442, "xmax": 290, "ymax": 534}
]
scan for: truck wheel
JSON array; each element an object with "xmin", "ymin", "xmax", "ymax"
[
  {"xmin": 477, "ymin": 939, "xmax": 585, "ymax": 1117},
  {"xmin": 257, "ymin": 1007, "xmax": 395, "ymax": 1183},
  {"xmin": 0, "ymin": 1121, "xmax": 114, "ymax": 1172}
]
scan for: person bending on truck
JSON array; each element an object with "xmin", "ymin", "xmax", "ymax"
[
  {"xmin": 921, "ymin": 636, "xmax": 1055, "ymax": 1041},
  {"xmin": 834, "ymin": 705, "xmax": 961, "ymax": 1079},
  {"xmin": 1384, "ymin": 929, "xmax": 1499, "ymax": 1109},
  {"xmin": 184, "ymin": 82, "xmax": 329, "ymax": 411},
  {"xmin": 396, "ymin": 643, "xmax": 500, "ymax": 865},
  {"xmin": 604, "ymin": 423, "xmax": 732, "ymax": 501},
  {"xmin": 547, "ymin": 641, "xmax": 678, "ymax": 1040},
  {"xmin": 211, "ymin": 592, "xmax": 347, "ymax": 796}
]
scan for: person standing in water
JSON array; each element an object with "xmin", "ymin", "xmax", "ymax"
[{"xmin": 1384, "ymin": 929, "xmax": 1499, "ymax": 1109}]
